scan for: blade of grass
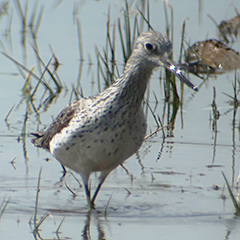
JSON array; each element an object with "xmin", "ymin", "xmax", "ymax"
[
  {"xmin": 77, "ymin": 18, "xmax": 84, "ymax": 61},
  {"xmin": 0, "ymin": 196, "xmax": 11, "ymax": 221},
  {"xmin": 30, "ymin": 45, "xmax": 62, "ymax": 91},
  {"xmin": 55, "ymin": 217, "xmax": 65, "ymax": 238},
  {"xmin": 31, "ymin": 56, "xmax": 54, "ymax": 98},
  {"xmin": 4, "ymin": 103, "xmax": 16, "ymax": 123},
  {"xmin": 124, "ymin": 0, "xmax": 131, "ymax": 59},
  {"xmin": 163, "ymin": 1, "xmax": 170, "ymax": 39},
  {"xmin": 139, "ymin": 0, "xmax": 146, "ymax": 32},
  {"xmin": 28, "ymin": 0, "xmax": 39, "ymax": 32},
  {"xmin": 104, "ymin": 193, "xmax": 113, "ymax": 217},
  {"xmin": 13, "ymin": 0, "xmax": 27, "ymax": 64},
  {"xmin": 34, "ymin": 167, "xmax": 42, "ymax": 229},
  {"xmin": 2, "ymin": 52, "xmax": 54, "ymax": 94},
  {"xmin": 208, "ymin": 14, "xmax": 229, "ymax": 43},
  {"xmin": 138, "ymin": 9, "xmax": 154, "ymax": 31},
  {"xmin": 34, "ymin": 5, "xmax": 44, "ymax": 36},
  {"xmin": 118, "ymin": 18, "xmax": 127, "ymax": 63},
  {"xmin": 22, "ymin": 67, "xmax": 34, "ymax": 97},
  {"xmin": 222, "ymin": 171, "xmax": 240, "ymax": 215},
  {"xmin": 198, "ymin": 0, "xmax": 202, "ymax": 26},
  {"xmin": 178, "ymin": 18, "xmax": 189, "ymax": 64}
]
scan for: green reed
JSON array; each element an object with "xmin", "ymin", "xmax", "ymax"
[{"xmin": 222, "ymin": 171, "xmax": 240, "ymax": 216}]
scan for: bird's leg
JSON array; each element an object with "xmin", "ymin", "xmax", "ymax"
[
  {"xmin": 91, "ymin": 173, "xmax": 108, "ymax": 206},
  {"xmin": 61, "ymin": 164, "xmax": 67, "ymax": 177},
  {"xmin": 91, "ymin": 182, "xmax": 103, "ymax": 206},
  {"xmin": 81, "ymin": 174, "xmax": 95, "ymax": 210},
  {"xmin": 59, "ymin": 164, "xmax": 67, "ymax": 183},
  {"xmin": 84, "ymin": 183, "xmax": 94, "ymax": 211}
]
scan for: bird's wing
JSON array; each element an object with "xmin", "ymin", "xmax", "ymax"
[{"xmin": 31, "ymin": 100, "xmax": 82, "ymax": 150}]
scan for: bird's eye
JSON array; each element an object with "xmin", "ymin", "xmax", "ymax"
[{"xmin": 145, "ymin": 43, "xmax": 153, "ymax": 50}]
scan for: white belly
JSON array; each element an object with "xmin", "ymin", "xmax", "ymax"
[{"xmin": 50, "ymin": 106, "xmax": 147, "ymax": 175}]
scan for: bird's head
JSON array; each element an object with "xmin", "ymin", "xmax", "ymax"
[{"xmin": 129, "ymin": 31, "xmax": 198, "ymax": 91}]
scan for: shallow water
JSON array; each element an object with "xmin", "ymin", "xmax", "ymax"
[{"xmin": 0, "ymin": 0, "xmax": 240, "ymax": 239}]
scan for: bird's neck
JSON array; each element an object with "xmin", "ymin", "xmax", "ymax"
[{"xmin": 114, "ymin": 62, "xmax": 154, "ymax": 109}]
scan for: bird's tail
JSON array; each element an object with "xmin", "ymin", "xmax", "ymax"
[{"xmin": 31, "ymin": 131, "xmax": 48, "ymax": 149}]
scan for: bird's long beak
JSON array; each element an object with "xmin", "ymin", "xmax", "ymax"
[{"xmin": 162, "ymin": 57, "xmax": 198, "ymax": 92}]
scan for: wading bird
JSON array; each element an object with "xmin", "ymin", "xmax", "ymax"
[{"xmin": 31, "ymin": 31, "xmax": 198, "ymax": 210}]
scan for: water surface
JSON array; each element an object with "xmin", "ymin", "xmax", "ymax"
[{"xmin": 0, "ymin": 0, "xmax": 240, "ymax": 239}]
